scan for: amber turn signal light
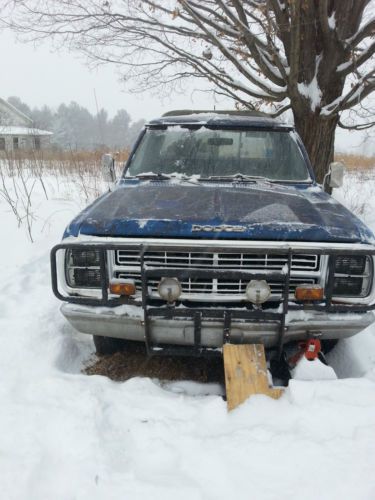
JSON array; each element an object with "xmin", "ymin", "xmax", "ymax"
[
  {"xmin": 295, "ymin": 285, "xmax": 324, "ymax": 301},
  {"xmin": 109, "ymin": 280, "xmax": 136, "ymax": 296}
]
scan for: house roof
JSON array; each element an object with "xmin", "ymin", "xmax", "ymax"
[
  {"xmin": 0, "ymin": 126, "xmax": 53, "ymax": 136},
  {"xmin": 0, "ymin": 98, "xmax": 33, "ymax": 125}
]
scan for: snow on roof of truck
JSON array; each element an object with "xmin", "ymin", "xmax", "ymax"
[
  {"xmin": 149, "ymin": 110, "xmax": 293, "ymax": 130},
  {"xmin": 163, "ymin": 109, "xmax": 269, "ymax": 117}
]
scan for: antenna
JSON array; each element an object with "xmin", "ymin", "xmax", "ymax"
[{"xmin": 93, "ymin": 88, "xmax": 104, "ymax": 146}]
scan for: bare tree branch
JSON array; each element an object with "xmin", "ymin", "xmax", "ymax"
[
  {"xmin": 338, "ymin": 118, "xmax": 375, "ymax": 130},
  {"xmin": 338, "ymin": 41, "xmax": 375, "ymax": 76},
  {"xmin": 346, "ymin": 17, "xmax": 375, "ymax": 47},
  {"xmin": 3, "ymin": 0, "xmax": 375, "ymax": 182}
]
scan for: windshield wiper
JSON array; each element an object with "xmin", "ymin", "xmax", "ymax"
[
  {"xmin": 134, "ymin": 172, "xmax": 199, "ymax": 185},
  {"xmin": 198, "ymin": 174, "xmax": 273, "ymax": 183},
  {"xmin": 231, "ymin": 174, "xmax": 273, "ymax": 182},
  {"xmin": 135, "ymin": 172, "xmax": 171, "ymax": 180}
]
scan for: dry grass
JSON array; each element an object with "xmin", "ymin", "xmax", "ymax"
[
  {"xmin": 335, "ymin": 153, "xmax": 375, "ymax": 171},
  {"xmin": 0, "ymin": 149, "xmax": 130, "ymax": 241},
  {"xmin": 0, "ymin": 148, "xmax": 129, "ymax": 180},
  {"xmin": 0, "ymin": 148, "xmax": 129, "ymax": 163},
  {"xmin": 1, "ymin": 148, "xmax": 372, "ymax": 175}
]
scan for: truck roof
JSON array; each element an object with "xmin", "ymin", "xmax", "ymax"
[{"xmin": 148, "ymin": 110, "xmax": 293, "ymax": 130}]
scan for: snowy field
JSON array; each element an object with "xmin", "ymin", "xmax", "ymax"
[{"xmin": 1, "ymin": 166, "xmax": 375, "ymax": 500}]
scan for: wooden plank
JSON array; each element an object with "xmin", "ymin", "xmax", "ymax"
[{"xmin": 223, "ymin": 344, "xmax": 283, "ymax": 411}]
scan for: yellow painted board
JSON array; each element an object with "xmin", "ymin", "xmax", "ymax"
[{"xmin": 223, "ymin": 344, "xmax": 283, "ymax": 411}]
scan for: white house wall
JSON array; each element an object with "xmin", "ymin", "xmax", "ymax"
[{"xmin": 0, "ymin": 135, "xmax": 51, "ymax": 151}]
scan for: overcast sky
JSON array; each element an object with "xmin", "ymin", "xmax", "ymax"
[
  {"xmin": 2, "ymin": 29, "xmax": 373, "ymax": 155},
  {"xmin": 2, "ymin": 30, "xmax": 218, "ymax": 120}
]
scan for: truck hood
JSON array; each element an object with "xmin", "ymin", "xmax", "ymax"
[{"xmin": 64, "ymin": 180, "xmax": 374, "ymax": 244}]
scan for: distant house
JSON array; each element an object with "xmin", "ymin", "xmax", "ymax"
[{"xmin": 0, "ymin": 98, "xmax": 53, "ymax": 151}]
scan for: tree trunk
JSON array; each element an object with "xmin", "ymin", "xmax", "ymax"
[{"xmin": 293, "ymin": 110, "xmax": 338, "ymax": 186}]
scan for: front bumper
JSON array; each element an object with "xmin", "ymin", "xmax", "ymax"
[
  {"xmin": 52, "ymin": 241, "xmax": 375, "ymax": 356},
  {"xmin": 61, "ymin": 302, "xmax": 375, "ymax": 349}
]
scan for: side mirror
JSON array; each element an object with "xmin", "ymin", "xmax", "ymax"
[
  {"xmin": 327, "ymin": 161, "xmax": 345, "ymax": 189},
  {"xmin": 102, "ymin": 154, "xmax": 116, "ymax": 184}
]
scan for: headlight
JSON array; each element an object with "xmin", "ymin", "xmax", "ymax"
[
  {"xmin": 334, "ymin": 255, "xmax": 367, "ymax": 275},
  {"xmin": 158, "ymin": 277, "xmax": 181, "ymax": 302},
  {"xmin": 65, "ymin": 249, "xmax": 101, "ymax": 288},
  {"xmin": 67, "ymin": 248, "xmax": 100, "ymax": 267},
  {"xmin": 332, "ymin": 255, "xmax": 372, "ymax": 298}
]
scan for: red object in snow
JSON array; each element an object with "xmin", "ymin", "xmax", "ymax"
[
  {"xmin": 288, "ymin": 338, "xmax": 322, "ymax": 366},
  {"xmin": 304, "ymin": 338, "xmax": 321, "ymax": 361}
]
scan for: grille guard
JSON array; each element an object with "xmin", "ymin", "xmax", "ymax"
[{"xmin": 51, "ymin": 243, "xmax": 375, "ymax": 357}]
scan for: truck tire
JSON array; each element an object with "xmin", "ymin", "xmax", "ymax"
[{"xmin": 93, "ymin": 335, "xmax": 127, "ymax": 356}]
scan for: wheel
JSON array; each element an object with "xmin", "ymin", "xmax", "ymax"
[{"xmin": 93, "ymin": 335, "xmax": 128, "ymax": 356}]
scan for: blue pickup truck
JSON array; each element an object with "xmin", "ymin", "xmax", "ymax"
[{"xmin": 51, "ymin": 110, "xmax": 375, "ymax": 362}]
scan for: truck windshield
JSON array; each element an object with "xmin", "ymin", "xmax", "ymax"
[{"xmin": 126, "ymin": 127, "xmax": 311, "ymax": 182}]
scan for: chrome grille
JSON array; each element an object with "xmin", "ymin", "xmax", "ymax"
[
  {"xmin": 112, "ymin": 247, "xmax": 321, "ymax": 301},
  {"xmin": 115, "ymin": 250, "xmax": 319, "ymax": 271}
]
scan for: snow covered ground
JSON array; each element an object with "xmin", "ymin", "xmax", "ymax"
[{"xmin": 1, "ymin": 169, "xmax": 375, "ymax": 500}]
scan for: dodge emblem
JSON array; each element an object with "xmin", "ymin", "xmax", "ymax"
[{"xmin": 192, "ymin": 224, "xmax": 246, "ymax": 232}]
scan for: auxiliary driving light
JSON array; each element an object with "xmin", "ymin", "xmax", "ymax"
[
  {"xmin": 158, "ymin": 277, "xmax": 182, "ymax": 302},
  {"xmin": 246, "ymin": 280, "xmax": 271, "ymax": 304},
  {"xmin": 109, "ymin": 279, "xmax": 136, "ymax": 296},
  {"xmin": 295, "ymin": 285, "xmax": 324, "ymax": 302}
]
